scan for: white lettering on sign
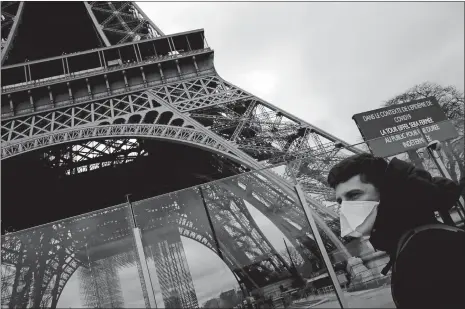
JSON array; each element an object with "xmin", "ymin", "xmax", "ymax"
[
  {"xmin": 394, "ymin": 114, "xmax": 412, "ymax": 123},
  {"xmin": 396, "ymin": 123, "xmax": 410, "ymax": 131},
  {"xmin": 384, "ymin": 129, "xmax": 421, "ymax": 143},
  {"xmin": 361, "ymin": 100, "xmax": 434, "ymax": 122},
  {"xmin": 421, "ymin": 124, "xmax": 440, "ymax": 134},
  {"xmin": 402, "ymin": 137, "xmax": 426, "ymax": 148},
  {"xmin": 409, "ymin": 121, "xmax": 418, "ymax": 127},
  {"xmin": 418, "ymin": 117, "xmax": 434, "ymax": 126},
  {"xmin": 380, "ymin": 126, "xmax": 398, "ymax": 136},
  {"xmin": 380, "ymin": 121, "xmax": 418, "ymax": 136},
  {"xmin": 409, "ymin": 117, "xmax": 434, "ymax": 128}
]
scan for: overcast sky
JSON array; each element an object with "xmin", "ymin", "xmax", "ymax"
[{"xmin": 138, "ymin": 1, "xmax": 464, "ymax": 145}]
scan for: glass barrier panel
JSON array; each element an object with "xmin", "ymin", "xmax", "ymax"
[
  {"xmin": 132, "ymin": 187, "xmax": 242, "ymax": 309},
  {"xmin": 200, "ymin": 167, "xmax": 342, "ymax": 309},
  {"xmin": 1, "ymin": 204, "xmax": 148, "ymax": 308},
  {"xmin": 289, "ymin": 149, "xmax": 396, "ymax": 308}
]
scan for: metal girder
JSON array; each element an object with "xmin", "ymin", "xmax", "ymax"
[
  {"xmin": 1, "ymin": 124, "xmax": 234, "ymax": 161},
  {"xmin": 231, "ymin": 100, "xmax": 257, "ymax": 141},
  {"xmin": 1, "ymin": 74, "xmax": 357, "ymax": 165},
  {"xmin": 42, "ymin": 139, "xmax": 148, "ymax": 175},
  {"xmin": 215, "ymin": 177, "xmax": 336, "ymax": 272},
  {"xmin": 1, "ymin": 228, "xmax": 83, "ymax": 308},
  {"xmin": 201, "ymin": 184, "xmax": 288, "ymax": 270},
  {"xmin": 131, "ymin": 2, "xmax": 164, "ymax": 37},
  {"xmin": 77, "ymin": 255, "xmax": 127, "ymax": 308},
  {"xmin": 1, "ymin": 2, "xmax": 24, "ymax": 65},
  {"xmin": 83, "ymin": 1, "xmax": 111, "ymax": 46},
  {"xmin": 1, "ymin": 77, "xmax": 250, "ymax": 143},
  {"xmin": 84, "ymin": 1, "xmax": 162, "ymax": 46},
  {"xmin": 148, "ymin": 76, "xmax": 251, "ymax": 113}
]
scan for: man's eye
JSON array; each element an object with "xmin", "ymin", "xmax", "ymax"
[{"xmin": 347, "ymin": 193, "xmax": 361, "ymax": 200}]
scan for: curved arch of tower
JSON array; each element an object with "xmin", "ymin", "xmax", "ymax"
[{"xmin": 1, "ymin": 2, "xmax": 362, "ymax": 308}]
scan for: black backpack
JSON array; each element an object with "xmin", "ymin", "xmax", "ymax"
[{"xmin": 387, "ymin": 223, "xmax": 465, "ymax": 308}]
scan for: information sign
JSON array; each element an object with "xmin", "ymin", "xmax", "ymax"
[{"xmin": 352, "ymin": 97, "xmax": 459, "ymax": 157}]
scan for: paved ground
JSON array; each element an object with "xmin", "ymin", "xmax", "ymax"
[{"xmin": 290, "ymin": 286, "xmax": 395, "ymax": 308}]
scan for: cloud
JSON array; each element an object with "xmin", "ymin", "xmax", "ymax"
[
  {"xmin": 239, "ymin": 70, "xmax": 279, "ymax": 99},
  {"xmin": 138, "ymin": 1, "xmax": 464, "ymax": 145}
]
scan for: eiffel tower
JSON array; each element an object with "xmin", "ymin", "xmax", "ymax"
[{"xmin": 1, "ymin": 2, "xmax": 362, "ymax": 308}]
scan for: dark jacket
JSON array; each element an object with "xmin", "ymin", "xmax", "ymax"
[
  {"xmin": 369, "ymin": 158, "xmax": 462, "ymax": 255},
  {"xmin": 460, "ymin": 174, "xmax": 465, "ymax": 198}
]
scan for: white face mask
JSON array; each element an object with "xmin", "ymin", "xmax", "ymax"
[{"xmin": 339, "ymin": 200, "xmax": 379, "ymax": 238}]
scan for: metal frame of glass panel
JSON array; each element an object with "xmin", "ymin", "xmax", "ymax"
[{"xmin": 294, "ymin": 184, "xmax": 348, "ymax": 308}]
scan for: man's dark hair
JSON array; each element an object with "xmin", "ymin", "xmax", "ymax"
[{"xmin": 327, "ymin": 153, "xmax": 388, "ymax": 190}]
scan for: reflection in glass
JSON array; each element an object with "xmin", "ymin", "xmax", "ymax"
[
  {"xmin": 133, "ymin": 190, "xmax": 203, "ymax": 308},
  {"xmin": 1, "ymin": 205, "xmax": 148, "ymax": 308},
  {"xmin": 134, "ymin": 187, "xmax": 248, "ymax": 308},
  {"xmin": 200, "ymin": 169, "xmax": 342, "ymax": 308},
  {"xmin": 128, "ymin": 166, "xmax": 346, "ymax": 308}
]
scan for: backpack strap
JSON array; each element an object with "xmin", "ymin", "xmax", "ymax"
[
  {"xmin": 381, "ymin": 223, "xmax": 463, "ymax": 276},
  {"xmin": 381, "ymin": 255, "xmax": 394, "ymax": 276}
]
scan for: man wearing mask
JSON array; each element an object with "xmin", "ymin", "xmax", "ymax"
[{"xmin": 327, "ymin": 153, "xmax": 465, "ymax": 308}]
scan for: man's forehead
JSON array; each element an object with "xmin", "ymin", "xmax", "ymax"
[{"xmin": 334, "ymin": 174, "xmax": 367, "ymax": 196}]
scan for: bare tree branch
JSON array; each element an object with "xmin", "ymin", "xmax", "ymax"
[{"xmin": 383, "ymin": 82, "xmax": 464, "ymax": 180}]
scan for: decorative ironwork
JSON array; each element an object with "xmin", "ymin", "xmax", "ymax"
[{"xmin": 85, "ymin": 1, "xmax": 163, "ymax": 46}]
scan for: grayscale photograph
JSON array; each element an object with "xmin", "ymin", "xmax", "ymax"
[{"xmin": 1, "ymin": 1, "xmax": 464, "ymax": 309}]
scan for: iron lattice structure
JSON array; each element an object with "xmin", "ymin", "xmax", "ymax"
[
  {"xmin": 1, "ymin": 2, "xmax": 362, "ymax": 308},
  {"xmin": 147, "ymin": 226, "xmax": 199, "ymax": 308}
]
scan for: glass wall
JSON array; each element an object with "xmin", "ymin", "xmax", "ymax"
[
  {"xmin": 2, "ymin": 138, "xmax": 463, "ymax": 308},
  {"xmin": 130, "ymin": 163, "xmax": 343, "ymax": 309},
  {"xmin": 132, "ymin": 187, "xmax": 232, "ymax": 309},
  {"xmin": 200, "ymin": 167, "xmax": 341, "ymax": 309},
  {"xmin": 1, "ymin": 205, "xmax": 149, "ymax": 308}
]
